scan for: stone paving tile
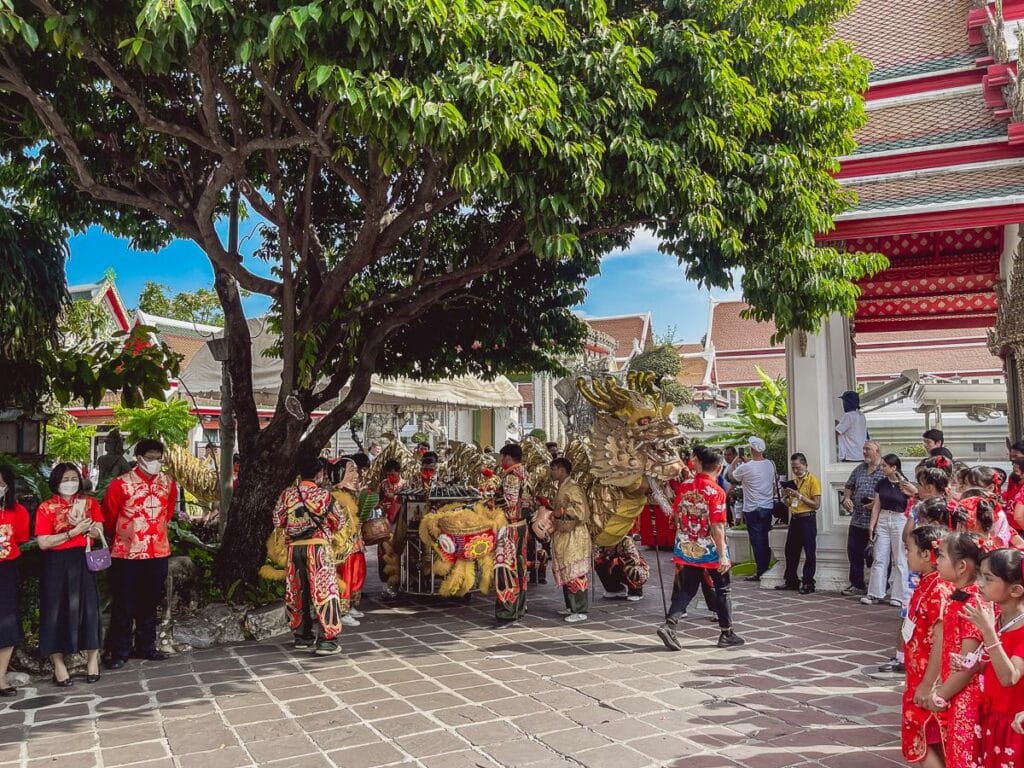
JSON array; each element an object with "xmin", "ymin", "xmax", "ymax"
[{"xmin": 2, "ymin": 549, "xmax": 905, "ymax": 768}]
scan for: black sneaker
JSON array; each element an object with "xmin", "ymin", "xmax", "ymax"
[
  {"xmin": 314, "ymin": 640, "xmax": 340, "ymax": 656},
  {"xmin": 743, "ymin": 575, "xmax": 761, "ymax": 582},
  {"xmin": 799, "ymin": 585, "xmax": 815, "ymax": 595},
  {"xmin": 293, "ymin": 636, "xmax": 314, "ymax": 650},
  {"xmin": 717, "ymin": 631, "xmax": 746, "ymax": 648},
  {"xmin": 877, "ymin": 658, "xmax": 905, "ymax": 674},
  {"xmin": 657, "ymin": 624, "xmax": 682, "ymax": 651},
  {"xmin": 774, "ymin": 584, "xmax": 799, "ymax": 591}
]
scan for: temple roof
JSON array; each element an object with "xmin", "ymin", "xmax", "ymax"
[
  {"xmin": 585, "ymin": 313, "xmax": 653, "ymax": 363},
  {"xmin": 833, "ymin": 0, "xmax": 983, "ymax": 83},
  {"xmin": 838, "ymin": 161, "xmax": 1024, "ymax": 218},
  {"xmin": 853, "ymin": 88, "xmax": 1002, "ymax": 157}
]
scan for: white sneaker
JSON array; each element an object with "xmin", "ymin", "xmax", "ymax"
[
  {"xmin": 557, "ymin": 609, "xmax": 572, "ymax": 616},
  {"xmin": 888, "ymin": 599, "xmax": 902, "ymax": 608},
  {"xmin": 564, "ymin": 613, "xmax": 588, "ymax": 623},
  {"xmin": 626, "ymin": 594, "xmax": 643, "ymax": 602},
  {"xmin": 860, "ymin": 596, "xmax": 883, "ymax": 606},
  {"xmin": 341, "ymin": 614, "xmax": 361, "ymax": 627},
  {"xmin": 348, "ymin": 608, "xmax": 365, "ymax": 619},
  {"xmin": 603, "ymin": 591, "xmax": 627, "ymax": 600}
]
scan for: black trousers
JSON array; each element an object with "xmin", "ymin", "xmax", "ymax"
[
  {"xmin": 846, "ymin": 524, "xmax": 870, "ymax": 590},
  {"xmin": 782, "ymin": 514, "xmax": 817, "ymax": 589},
  {"xmin": 668, "ymin": 566, "xmax": 733, "ymax": 630},
  {"xmin": 105, "ymin": 558, "xmax": 169, "ymax": 659}
]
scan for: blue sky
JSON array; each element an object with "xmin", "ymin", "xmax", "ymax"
[{"xmin": 65, "ymin": 226, "xmax": 737, "ymax": 343}]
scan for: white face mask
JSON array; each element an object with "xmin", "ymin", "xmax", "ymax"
[
  {"xmin": 0, "ymin": 484, "xmax": 7, "ymax": 497},
  {"xmin": 59, "ymin": 480, "xmax": 80, "ymax": 497},
  {"xmin": 140, "ymin": 458, "xmax": 162, "ymax": 475}
]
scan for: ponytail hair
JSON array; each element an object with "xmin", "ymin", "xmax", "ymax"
[
  {"xmin": 919, "ymin": 496, "xmax": 952, "ymax": 528},
  {"xmin": 981, "ymin": 548, "xmax": 1024, "ymax": 587},
  {"xmin": 943, "ymin": 531, "xmax": 985, "ymax": 566},
  {"xmin": 909, "ymin": 525, "xmax": 943, "ymax": 560}
]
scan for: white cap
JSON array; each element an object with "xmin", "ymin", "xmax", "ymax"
[{"xmin": 747, "ymin": 436, "xmax": 767, "ymax": 453}]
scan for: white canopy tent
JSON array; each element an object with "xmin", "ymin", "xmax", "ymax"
[{"xmin": 177, "ymin": 319, "xmax": 523, "ymax": 414}]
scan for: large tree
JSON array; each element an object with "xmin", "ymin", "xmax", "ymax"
[
  {"xmin": 0, "ymin": 205, "xmax": 176, "ymax": 411},
  {"xmin": 0, "ymin": 0, "xmax": 884, "ymax": 583}
]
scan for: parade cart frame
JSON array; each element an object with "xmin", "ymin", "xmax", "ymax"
[{"xmin": 394, "ymin": 485, "xmax": 485, "ymax": 596}]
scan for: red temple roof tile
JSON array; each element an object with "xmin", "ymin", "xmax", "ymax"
[{"xmin": 835, "ymin": 0, "xmax": 984, "ymax": 83}]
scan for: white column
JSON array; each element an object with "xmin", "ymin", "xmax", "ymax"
[{"xmin": 758, "ymin": 314, "xmax": 858, "ymax": 591}]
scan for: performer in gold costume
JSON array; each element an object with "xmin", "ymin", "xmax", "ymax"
[{"xmin": 536, "ymin": 457, "xmax": 592, "ymax": 622}]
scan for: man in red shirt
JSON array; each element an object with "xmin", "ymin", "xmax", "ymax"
[
  {"xmin": 657, "ymin": 445, "xmax": 744, "ymax": 651},
  {"xmin": 101, "ymin": 439, "xmax": 178, "ymax": 669}
]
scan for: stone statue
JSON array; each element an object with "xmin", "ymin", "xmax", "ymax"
[{"xmin": 96, "ymin": 430, "xmax": 130, "ymax": 487}]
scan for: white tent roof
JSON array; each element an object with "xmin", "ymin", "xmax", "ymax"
[{"xmin": 177, "ymin": 319, "xmax": 522, "ymax": 412}]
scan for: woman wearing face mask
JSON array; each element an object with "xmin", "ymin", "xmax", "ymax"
[
  {"xmin": 0, "ymin": 465, "xmax": 31, "ymax": 697},
  {"xmin": 35, "ymin": 463, "xmax": 105, "ymax": 686}
]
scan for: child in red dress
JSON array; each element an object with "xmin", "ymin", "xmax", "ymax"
[
  {"xmin": 929, "ymin": 532, "xmax": 987, "ymax": 768},
  {"xmin": 902, "ymin": 526, "xmax": 951, "ymax": 767},
  {"xmin": 965, "ymin": 548, "xmax": 1024, "ymax": 768}
]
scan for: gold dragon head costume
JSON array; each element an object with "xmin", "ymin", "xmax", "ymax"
[{"xmin": 576, "ymin": 371, "xmax": 684, "ymax": 546}]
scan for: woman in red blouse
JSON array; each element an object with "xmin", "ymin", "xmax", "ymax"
[
  {"xmin": 36, "ymin": 463, "xmax": 105, "ymax": 686},
  {"xmin": 0, "ymin": 465, "xmax": 30, "ymax": 697}
]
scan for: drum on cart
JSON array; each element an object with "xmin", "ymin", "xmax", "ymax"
[{"xmin": 395, "ymin": 485, "xmax": 482, "ymax": 596}]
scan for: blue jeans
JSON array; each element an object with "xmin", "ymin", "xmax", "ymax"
[{"xmin": 745, "ymin": 505, "xmax": 774, "ymax": 576}]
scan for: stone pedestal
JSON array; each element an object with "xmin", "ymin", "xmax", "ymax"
[{"xmin": 759, "ymin": 315, "xmax": 857, "ymax": 592}]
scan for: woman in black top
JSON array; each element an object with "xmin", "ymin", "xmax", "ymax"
[{"xmin": 862, "ymin": 455, "xmax": 911, "ymax": 608}]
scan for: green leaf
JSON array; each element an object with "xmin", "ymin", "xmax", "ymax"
[{"xmin": 20, "ymin": 21, "xmax": 38, "ymax": 50}]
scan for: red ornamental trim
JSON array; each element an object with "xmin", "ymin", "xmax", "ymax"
[
  {"xmin": 104, "ymin": 286, "xmax": 130, "ymax": 332},
  {"xmin": 838, "ymin": 141, "xmax": 1024, "ymax": 179},
  {"xmin": 863, "ymin": 68, "xmax": 986, "ymax": 102},
  {"xmin": 843, "ymin": 226, "xmax": 1002, "ymax": 258},
  {"xmin": 822, "ymin": 203, "xmax": 1024, "ymax": 240},
  {"xmin": 855, "ymin": 292, "xmax": 998, "ymax": 318},
  {"xmin": 857, "ymin": 273, "xmax": 999, "ymax": 299},
  {"xmin": 853, "ymin": 314, "xmax": 998, "ymax": 333},
  {"xmin": 968, "ymin": 2, "xmax": 1024, "ymax": 45}
]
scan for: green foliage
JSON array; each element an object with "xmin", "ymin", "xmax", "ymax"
[
  {"xmin": 709, "ymin": 367, "xmax": 789, "ymax": 453},
  {"xmin": 410, "ymin": 431, "xmax": 428, "ymax": 445},
  {"xmin": 138, "ymin": 281, "xmax": 225, "ymax": 326},
  {"xmin": 529, "ymin": 428, "xmax": 548, "ymax": 442},
  {"xmin": 62, "ymin": 297, "xmax": 114, "ymax": 345},
  {"xmin": 114, "ymin": 398, "xmax": 198, "ymax": 447},
  {"xmin": 0, "ymin": 206, "xmax": 68, "ymax": 408},
  {"xmin": 46, "ymin": 419, "xmax": 95, "ymax": 463},
  {"xmin": 676, "ymin": 412, "xmax": 705, "ymax": 432},
  {"xmin": 630, "ymin": 342, "xmax": 695, "ymax": 407},
  {"xmin": 0, "ymin": 0, "xmax": 881, "ymax": 583},
  {"xmin": 0, "ymin": 453, "xmax": 49, "ymax": 504},
  {"xmin": 630, "ymin": 344, "xmax": 683, "ymax": 380}
]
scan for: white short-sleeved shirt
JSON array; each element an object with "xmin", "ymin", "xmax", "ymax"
[
  {"xmin": 731, "ymin": 459, "xmax": 778, "ymax": 513},
  {"xmin": 835, "ymin": 410, "xmax": 868, "ymax": 462}
]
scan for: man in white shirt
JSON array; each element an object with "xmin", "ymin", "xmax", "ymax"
[
  {"xmin": 725, "ymin": 437, "xmax": 778, "ymax": 581},
  {"xmin": 835, "ymin": 391, "xmax": 868, "ymax": 462}
]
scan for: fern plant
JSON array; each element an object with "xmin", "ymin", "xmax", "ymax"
[
  {"xmin": 46, "ymin": 421, "xmax": 96, "ymax": 464},
  {"xmin": 114, "ymin": 398, "xmax": 198, "ymax": 447}
]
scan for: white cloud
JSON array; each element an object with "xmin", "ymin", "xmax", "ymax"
[{"xmin": 602, "ymin": 226, "xmax": 663, "ymax": 261}]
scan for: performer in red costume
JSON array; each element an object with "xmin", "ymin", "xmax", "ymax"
[{"xmin": 494, "ymin": 444, "xmax": 531, "ymax": 628}]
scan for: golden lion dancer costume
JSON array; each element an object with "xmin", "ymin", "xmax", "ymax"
[
  {"xmin": 101, "ymin": 467, "xmax": 177, "ymax": 663},
  {"xmin": 331, "ymin": 462, "xmax": 366, "ymax": 614},
  {"xmin": 495, "ymin": 464, "xmax": 531, "ymax": 624},
  {"xmin": 550, "ymin": 477, "xmax": 592, "ymax": 615},
  {"xmin": 593, "ymin": 537, "xmax": 649, "ymax": 598},
  {"xmin": 273, "ymin": 482, "xmax": 345, "ymax": 643},
  {"xmin": 377, "ymin": 472, "xmax": 404, "ymax": 582}
]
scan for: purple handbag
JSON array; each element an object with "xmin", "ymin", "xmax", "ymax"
[{"xmin": 85, "ymin": 533, "xmax": 112, "ymax": 572}]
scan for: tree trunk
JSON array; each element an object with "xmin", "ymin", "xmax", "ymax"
[{"xmin": 213, "ymin": 427, "xmax": 299, "ymax": 586}]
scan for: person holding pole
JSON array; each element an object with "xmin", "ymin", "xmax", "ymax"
[{"xmin": 657, "ymin": 446, "xmax": 744, "ymax": 651}]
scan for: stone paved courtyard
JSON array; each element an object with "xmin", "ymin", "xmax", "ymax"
[{"xmin": 0, "ymin": 550, "xmax": 904, "ymax": 768}]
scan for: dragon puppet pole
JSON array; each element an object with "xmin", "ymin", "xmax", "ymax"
[{"xmin": 645, "ymin": 474, "xmax": 672, "ymax": 621}]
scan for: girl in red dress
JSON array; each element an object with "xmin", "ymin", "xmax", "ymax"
[
  {"xmin": 965, "ymin": 548, "xmax": 1024, "ymax": 768},
  {"xmin": 902, "ymin": 526, "xmax": 952, "ymax": 767},
  {"xmin": 930, "ymin": 532, "xmax": 987, "ymax": 768}
]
